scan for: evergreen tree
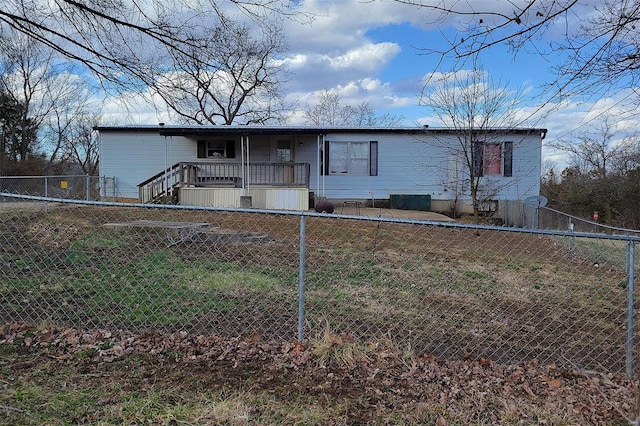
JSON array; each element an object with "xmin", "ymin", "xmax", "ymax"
[{"xmin": 0, "ymin": 91, "xmax": 40, "ymax": 175}]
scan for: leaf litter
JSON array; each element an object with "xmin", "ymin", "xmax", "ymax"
[{"xmin": 1, "ymin": 322, "xmax": 636, "ymax": 424}]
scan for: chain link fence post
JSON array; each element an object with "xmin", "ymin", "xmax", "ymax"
[
  {"xmin": 627, "ymin": 241, "xmax": 636, "ymax": 379},
  {"xmin": 298, "ymin": 214, "xmax": 306, "ymax": 342}
]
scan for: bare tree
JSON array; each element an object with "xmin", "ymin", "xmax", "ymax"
[
  {"xmin": 421, "ymin": 58, "xmax": 527, "ymax": 221},
  {"xmin": 152, "ymin": 19, "xmax": 289, "ymax": 125},
  {"xmin": 0, "ymin": 1, "xmax": 307, "ymax": 96},
  {"xmin": 44, "ymin": 97, "xmax": 101, "ymax": 175},
  {"xmin": 61, "ymin": 112, "xmax": 101, "ymax": 176},
  {"xmin": 0, "ymin": 31, "xmax": 54, "ymax": 163},
  {"xmin": 549, "ymin": 117, "xmax": 640, "ymax": 224},
  {"xmin": 394, "ymin": 0, "xmax": 640, "ymax": 104},
  {"xmin": 0, "ymin": 28, "xmax": 101, "ymax": 174},
  {"xmin": 303, "ymin": 90, "xmax": 404, "ymax": 126}
]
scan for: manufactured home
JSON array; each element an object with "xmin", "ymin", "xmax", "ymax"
[{"xmin": 96, "ymin": 125, "xmax": 546, "ymax": 215}]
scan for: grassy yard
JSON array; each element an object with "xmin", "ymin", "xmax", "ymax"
[
  {"xmin": 1, "ymin": 204, "xmax": 638, "ymax": 424},
  {"xmin": 0, "ymin": 205, "xmax": 634, "ymax": 371}
]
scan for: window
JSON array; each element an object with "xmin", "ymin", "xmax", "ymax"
[
  {"xmin": 471, "ymin": 141, "xmax": 513, "ymax": 177},
  {"xmin": 197, "ymin": 140, "xmax": 235, "ymax": 159},
  {"xmin": 206, "ymin": 141, "xmax": 225, "ymax": 157},
  {"xmin": 324, "ymin": 141, "xmax": 378, "ymax": 176},
  {"xmin": 484, "ymin": 143, "xmax": 502, "ymax": 175},
  {"xmin": 276, "ymin": 140, "xmax": 292, "ymax": 162}
]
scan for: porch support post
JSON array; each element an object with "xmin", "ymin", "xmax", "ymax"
[
  {"xmin": 241, "ymin": 135, "xmax": 245, "ymax": 192},
  {"xmin": 240, "ymin": 135, "xmax": 251, "ymax": 208},
  {"xmin": 322, "ymin": 134, "xmax": 326, "ymax": 197},
  {"xmin": 316, "ymin": 134, "xmax": 321, "ymax": 196},
  {"xmin": 163, "ymin": 132, "xmax": 168, "ymax": 198},
  {"xmin": 245, "ymin": 135, "xmax": 250, "ymax": 195}
]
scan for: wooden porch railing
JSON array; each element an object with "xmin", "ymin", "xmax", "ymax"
[
  {"xmin": 138, "ymin": 163, "xmax": 183, "ymax": 204},
  {"xmin": 138, "ymin": 162, "xmax": 311, "ymax": 203}
]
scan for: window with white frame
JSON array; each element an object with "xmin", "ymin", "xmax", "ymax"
[{"xmin": 324, "ymin": 141, "xmax": 378, "ymax": 176}]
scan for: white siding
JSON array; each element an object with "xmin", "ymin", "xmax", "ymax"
[
  {"xmin": 308, "ymin": 132, "xmax": 450, "ymax": 201},
  {"xmin": 100, "ymin": 132, "xmax": 240, "ymax": 199},
  {"xmin": 99, "ymin": 128, "xmax": 542, "ymax": 205},
  {"xmin": 306, "ymin": 132, "xmax": 541, "ymax": 203}
]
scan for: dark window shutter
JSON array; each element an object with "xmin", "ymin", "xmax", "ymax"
[
  {"xmin": 197, "ymin": 140, "xmax": 206, "ymax": 158},
  {"xmin": 472, "ymin": 141, "xmax": 484, "ymax": 177},
  {"xmin": 503, "ymin": 141, "xmax": 513, "ymax": 177},
  {"xmin": 370, "ymin": 141, "xmax": 378, "ymax": 176},
  {"xmin": 323, "ymin": 142, "xmax": 330, "ymax": 176},
  {"xmin": 226, "ymin": 140, "xmax": 235, "ymax": 158}
]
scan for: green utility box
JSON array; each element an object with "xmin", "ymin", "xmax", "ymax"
[{"xmin": 389, "ymin": 194, "xmax": 431, "ymax": 211}]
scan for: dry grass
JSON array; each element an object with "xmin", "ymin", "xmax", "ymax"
[{"xmin": 1, "ymin": 205, "xmax": 634, "ymax": 372}]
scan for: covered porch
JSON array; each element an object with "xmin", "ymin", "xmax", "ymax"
[
  {"xmin": 138, "ymin": 161, "xmax": 311, "ymax": 209},
  {"xmin": 134, "ymin": 126, "xmax": 326, "ymax": 210}
]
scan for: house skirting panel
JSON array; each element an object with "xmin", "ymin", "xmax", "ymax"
[{"xmin": 180, "ymin": 187, "xmax": 309, "ymax": 211}]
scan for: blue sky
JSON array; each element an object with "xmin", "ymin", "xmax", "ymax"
[
  {"xmin": 273, "ymin": 0, "xmax": 638, "ymax": 134},
  {"xmin": 105, "ymin": 0, "xmax": 638, "ymax": 168}
]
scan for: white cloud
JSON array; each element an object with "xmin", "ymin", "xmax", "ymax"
[
  {"xmin": 91, "ymin": 0, "xmax": 640, "ymax": 141},
  {"xmin": 329, "ymin": 42, "xmax": 400, "ymax": 71},
  {"xmin": 282, "ymin": 42, "xmax": 399, "ymax": 74},
  {"xmin": 100, "ymin": 90, "xmax": 171, "ymax": 125},
  {"xmin": 281, "ymin": 41, "xmax": 401, "ymax": 94}
]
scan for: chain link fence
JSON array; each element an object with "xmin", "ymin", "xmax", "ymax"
[
  {"xmin": 1, "ymin": 193, "xmax": 638, "ymax": 375},
  {"xmin": 0, "ymin": 175, "xmax": 117, "ymax": 201},
  {"xmin": 504, "ymin": 199, "xmax": 640, "ymax": 236}
]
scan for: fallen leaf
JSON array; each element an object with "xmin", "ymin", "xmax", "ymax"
[
  {"xmin": 40, "ymin": 329, "xmax": 54, "ymax": 342},
  {"xmin": 522, "ymin": 381, "xmax": 536, "ymax": 397},
  {"xmin": 292, "ymin": 340, "xmax": 305, "ymax": 353},
  {"xmin": 547, "ymin": 379, "xmax": 562, "ymax": 388},
  {"xmin": 243, "ymin": 332, "xmax": 260, "ymax": 344}
]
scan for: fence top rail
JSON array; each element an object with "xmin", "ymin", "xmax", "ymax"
[
  {"xmin": 0, "ymin": 175, "xmax": 95, "ymax": 179},
  {"xmin": 540, "ymin": 204, "xmax": 640, "ymax": 236},
  {"xmin": 3, "ymin": 192, "xmax": 640, "ymax": 243}
]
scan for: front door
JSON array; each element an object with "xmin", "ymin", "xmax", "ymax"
[
  {"xmin": 271, "ymin": 137, "xmax": 294, "ymax": 184},
  {"xmin": 271, "ymin": 137, "xmax": 293, "ymax": 162}
]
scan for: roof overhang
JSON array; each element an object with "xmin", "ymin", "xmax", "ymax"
[{"xmin": 94, "ymin": 125, "xmax": 548, "ymax": 139}]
